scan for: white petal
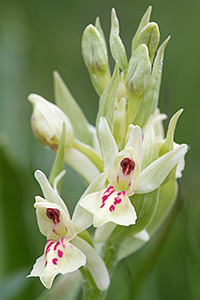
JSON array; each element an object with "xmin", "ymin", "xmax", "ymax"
[
  {"xmin": 72, "ymin": 172, "xmax": 107, "ymax": 233},
  {"xmin": 98, "ymin": 117, "xmax": 118, "ymax": 172},
  {"xmin": 152, "ymin": 108, "xmax": 167, "ymax": 140},
  {"xmin": 136, "ymin": 144, "xmax": 188, "ymax": 194},
  {"xmin": 35, "ymin": 170, "xmax": 70, "ymax": 217},
  {"xmin": 64, "ymin": 147, "xmax": 100, "ymax": 184},
  {"xmin": 28, "ymin": 237, "xmax": 86, "ymax": 289},
  {"xmin": 134, "ymin": 229, "xmax": 150, "ymax": 241},
  {"xmin": 125, "ymin": 125, "xmax": 143, "ymax": 164},
  {"xmin": 94, "ymin": 222, "xmax": 116, "ymax": 243},
  {"xmin": 72, "ymin": 204, "xmax": 93, "ymax": 234},
  {"xmin": 72, "ymin": 237, "xmax": 110, "ymax": 291},
  {"xmin": 79, "ymin": 186, "xmax": 137, "ymax": 227},
  {"xmin": 35, "ymin": 197, "xmax": 76, "ymax": 241}
]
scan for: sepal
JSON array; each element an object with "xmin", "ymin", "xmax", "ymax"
[
  {"xmin": 110, "ymin": 8, "xmax": 128, "ymax": 72},
  {"xmin": 72, "ymin": 237, "xmax": 110, "ymax": 291},
  {"xmin": 53, "ymin": 71, "xmax": 93, "ymax": 146}
]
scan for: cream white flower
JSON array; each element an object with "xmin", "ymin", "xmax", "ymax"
[
  {"xmin": 28, "ymin": 170, "xmax": 109, "ymax": 290},
  {"xmin": 79, "ymin": 117, "xmax": 187, "ymax": 227}
]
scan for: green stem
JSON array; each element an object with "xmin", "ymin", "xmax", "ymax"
[
  {"xmin": 81, "ymin": 268, "xmax": 107, "ymax": 300},
  {"xmin": 126, "ymin": 91, "xmax": 141, "ymax": 126},
  {"xmin": 81, "ymin": 242, "xmax": 119, "ymax": 300}
]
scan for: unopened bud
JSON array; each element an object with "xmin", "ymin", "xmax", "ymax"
[
  {"xmin": 135, "ymin": 22, "xmax": 160, "ymax": 59},
  {"xmin": 28, "ymin": 94, "xmax": 74, "ymax": 150},
  {"xmin": 126, "ymin": 44, "xmax": 151, "ymax": 95},
  {"xmin": 82, "ymin": 24, "xmax": 108, "ymax": 74}
]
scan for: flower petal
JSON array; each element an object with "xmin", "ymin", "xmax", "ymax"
[
  {"xmin": 34, "ymin": 197, "xmax": 76, "ymax": 241},
  {"xmin": 98, "ymin": 117, "xmax": 118, "ymax": 172},
  {"xmin": 72, "ymin": 172, "xmax": 107, "ymax": 233},
  {"xmin": 28, "ymin": 237, "xmax": 86, "ymax": 289},
  {"xmin": 35, "ymin": 170, "xmax": 70, "ymax": 218},
  {"xmin": 125, "ymin": 125, "xmax": 143, "ymax": 164},
  {"xmin": 79, "ymin": 186, "xmax": 137, "ymax": 227},
  {"xmin": 94, "ymin": 222, "xmax": 116, "ymax": 243},
  {"xmin": 72, "ymin": 237, "xmax": 110, "ymax": 291},
  {"xmin": 136, "ymin": 144, "xmax": 188, "ymax": 193}
]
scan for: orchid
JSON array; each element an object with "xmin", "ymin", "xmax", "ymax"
[
  {"xmin": 28, "ymin": 170, "xmax": 109, "ymax": 290},
  {"xmin": 27, "ymin": 6, "xmax": 188, "ymax": 300},
  {"xmin": 79, "ymin": 118, "xmax": 187, "ymax": 227}
]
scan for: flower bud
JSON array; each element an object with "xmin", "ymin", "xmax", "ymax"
[
  {"xmin": 126, "ymin": 44, "xmax": 151, "ymax": 95},
  {"xmin": 82, "ymin": 24, "xmax": 110, "ymax": 95},
  {"xmin": 109, "ymin": 8, "xmax": 128, "ymax": 72},
  {"xmin": 134, "ymin": 22, "xmax": 160, "ymax": 60},
  {"xmin": 82, "ymin": 24, "xmax": 108, "ymax": 74},
  {"xmin": 28, "ymin": 94, "xmax": 74, "ymax": 150}
]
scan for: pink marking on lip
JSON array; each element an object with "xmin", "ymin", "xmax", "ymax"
[
  {"xmin": 45, "ymin": 241, "xmax": 54, "ymax": 255},
  {"xmin": 61, "ymin": 237, "xmax": 66, "ymax": 248},
  {"xmin": 109, "ymin": 205, "xmax": 115, "ymax": 212},
  {"xmin": 44, "ymin": 261, "xmax": 47, "ymax": 267},
  {"xmin": 54, "ymin": 241, "xmax": 60, "ymax": 251},
  {"xmin": 100, "ymin": 186, "xmax": 115, "ymax": 208},
  {"xmin": 114, "ymin": 197, "xmax": 122, "ymax": 205},
  {"xmin": 52, "ymin": 258, "xmax": 58, "ymax": 265},
  {"xmin": 58, "ymin": 250, "xmax": 63, "ymax": 258}
]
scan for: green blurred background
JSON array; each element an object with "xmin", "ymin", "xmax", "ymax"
[{"xmin": 0, "ymin": 0, "xmax": 199, "ymax": 299}]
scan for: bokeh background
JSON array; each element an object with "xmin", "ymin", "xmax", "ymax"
[{"xmin": 0, "ymin": 0, "xmax": 199, "ymax": 299}]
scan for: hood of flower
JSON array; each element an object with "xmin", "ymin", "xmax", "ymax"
[{"xmin": 107, "ymin": 147, "xmax": 141, "ymax": 195}]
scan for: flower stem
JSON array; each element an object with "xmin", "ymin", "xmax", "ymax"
[
  {"xmin": 81, "ymin": 268, "xmax": 107, "ymax": 300},
  {"xmin": 81, "ymin": 242, "xmax": 119, "ymax": 300}
]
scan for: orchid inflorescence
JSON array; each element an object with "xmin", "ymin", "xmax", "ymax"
[{"xmin": 27, "ymin": 6, "xmax": 188, "ymax": 298}]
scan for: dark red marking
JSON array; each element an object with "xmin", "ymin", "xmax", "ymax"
[
  {"xmin": 58, "ymin": 250, "xmax": 63, "ymax": 258},
  {"xmin": 54, "ymin": 241, "xmax": 60, "ymax": 251},
  {"xmin": 61, "ymin": 237, "xmax": 66, "ymax": 248},
  {"xmin": 100, "ymin": 186, "xmax": 115, "ymax": 208},
  {"xmin": 109, "ymin": 205, "xmax": 115, "ymax": 212},
  {"xmin": 45, "ymin": 241, "xmax": 54, "ymax": 255},
  {"xmin": 52, "ymin": 258, "xmax": 58, "ymax": 265},
  {"xmin": 46, "ymin": 208, "xmax": 60, "ymax": 225},
  {"xmin": 44, "ymin": 261, "xmax": 47, "ymax": 267},
  {"xmin": 114, "ymin": 197, "xmax": 122, "ymax": 205},
  {"xmin": 120, "ymin": 158, "xmax": 135, "ymax": 175}
]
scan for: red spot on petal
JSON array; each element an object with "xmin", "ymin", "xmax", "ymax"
[
  {"xmin": 109, "ymin": 205, "xmax": 115, "ymax": 212},
  {"xmin": 52, "ymin": 258, "xmax": 58, "ymax": 265},
  {"xmin": 46, "ymin": 208, "xmax": 60, "ymax": 225},
  {"xmin": 44, "ymin": 261, "xmax": 47, "ymax": 267},
  {"xmin": 58, "ymin": 250, "xmax": 63, "ymax": 257},
  {"xmin": 114, "ymin": 197, "xmax": 122, "ymax": 205},
  {"xmin": 120, "ymin": 158, "xmax": 135, "ymax": 176},
  {"xmin": 54, "ymin": 241, "xmax": 60, "ymax": 251},
  {"xmin": 100, "ymin": 186, "xmax": 115, "ymax": 208},
  {"xmin": 45, "ymin": 241, "xmax": 54, "ymax": 255},
  {"xmin": 61, "ymin": 237, "xmax": 66, "ymax": 248}
]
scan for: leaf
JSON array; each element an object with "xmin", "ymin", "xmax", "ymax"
[
  {"xmin": 54, "ymin": 71, "xmax": 92, "ymax": 146},
  {"xmin": 96, "ymin": 62, "xmax": 119, "ymax": 133},
  {"xmin": 49, "ymin": 123, "xmax": 66, "ymax": 192}
]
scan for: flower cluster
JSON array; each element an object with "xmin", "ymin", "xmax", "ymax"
[{"xmin": 28, "ymin": 6, "xmax": 188, "ymax": 295}]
